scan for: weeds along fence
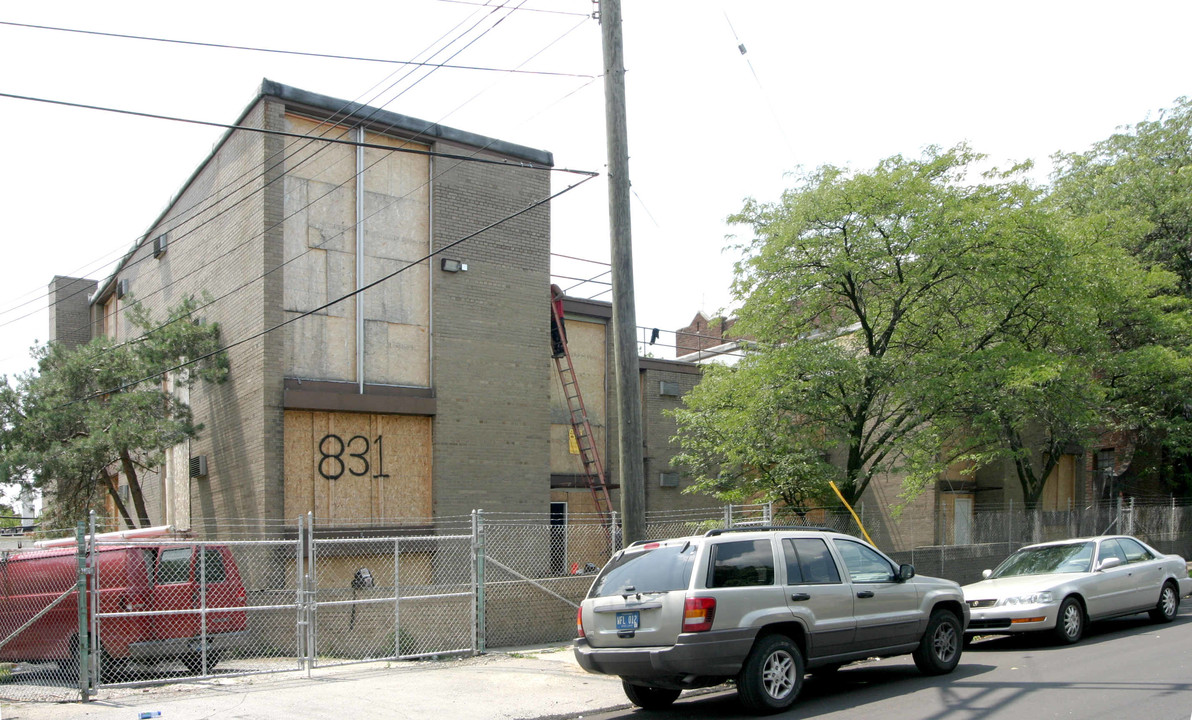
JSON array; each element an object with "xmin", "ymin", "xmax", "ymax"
[{"xmin": 4, "ymin": 499, "xmax": 1192, "ymax": 703}]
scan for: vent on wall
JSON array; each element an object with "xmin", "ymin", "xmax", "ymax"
[
  {"xmin": 152, "ymin": 233, "xmax": 168, "ymax": 258},
  {"xmin": 116, "ymin": 278, "xmax": 130, "ymax": 299},
  {"xmin": 190, "ymin": 455, "xmax": 208, "ymax": 478},
  {"xmin": 659, "ymin": 472, "xmax": 680, "ymax": 488},
  {"xmin": 659, "ymin": 381, "xmax": 681, "ymax": 397}
]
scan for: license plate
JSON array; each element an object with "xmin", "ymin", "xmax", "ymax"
[{"xmin": 616, "ymin": 611, "xmax": 640, "ymax": 630}]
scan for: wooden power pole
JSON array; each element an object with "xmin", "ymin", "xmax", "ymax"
[{"xmin": 599, "ymin": 0, "xmax": 645, "ymax": 545}]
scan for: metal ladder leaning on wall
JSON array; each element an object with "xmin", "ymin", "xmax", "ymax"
[{"xmin": 550, "ymin": 296, "xmax": 613, "ymax": 522}]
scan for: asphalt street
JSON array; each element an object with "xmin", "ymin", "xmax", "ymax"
[
  {"xmin": 584, "ymin": 605, "xmax": 1192, "ymax": 720},
  {"xmin": 5, "ymin": 606, "xmax": 1192, "ymax": 720}
]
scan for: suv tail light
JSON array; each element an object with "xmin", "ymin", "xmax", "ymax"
[
  {"xmin": 576, "ymin": 607, "xmax": 585, "ymax": 638},
  {"xmin": 683, "ymin": 597, "xmax": 716, "ymax": 633}
]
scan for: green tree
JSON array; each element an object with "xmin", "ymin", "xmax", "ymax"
[
  {"xmin": 1052, "ymin": 97, "xmax": 1192, "ymax": 297},
  {"xmin": 0, "ymin": 296, "xmax": 228, "ymax": 528},
  {"xmin": 1052, "ymin": 99, "xmax": 1192, "ymax": 493},
  {"xmin": 669, "ymin": 352, "xmax": 834, "ymax": 514},
  {"xmin": 674, "ymin": 145, "xmax": 1185, "ymax": 509}
]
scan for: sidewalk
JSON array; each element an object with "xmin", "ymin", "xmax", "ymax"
[{"xmin": 5, "ymin": 644, "xmax": 632, "ymax": 720}]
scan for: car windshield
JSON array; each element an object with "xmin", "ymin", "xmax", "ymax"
[
  {"xmin": 589, "ymin": 543, "xmax": 697, "ymax": 598},
  {"xmin": 991, "ymin": 541, "xmax": 1095, "ymax": 578}
]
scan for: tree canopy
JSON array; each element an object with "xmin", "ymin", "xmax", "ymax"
[
  {"xmin": 0, "ymin": 296, "xmax": 228, "ymax": 528},
  {"xmin": 672, "ymin": 142, "xmax": 1191, "ymax": 509}
]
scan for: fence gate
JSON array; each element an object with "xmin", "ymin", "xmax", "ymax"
[{"xmin": 307, "ymin": 533, "xmax": 477, "ymax": 667}]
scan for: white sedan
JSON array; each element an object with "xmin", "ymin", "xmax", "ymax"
[{"xmin": 962, "ymin": 535, "xmax": 1192, "ymax": 644}]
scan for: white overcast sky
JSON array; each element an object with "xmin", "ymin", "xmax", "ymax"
[{"xmin": 0, "ymin": 0, "xmax": 1189, "ymax": 382}]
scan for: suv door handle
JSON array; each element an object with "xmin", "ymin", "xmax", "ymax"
[
  {"xmin": 856, "ymin": 590, "xmax": 875, "ymax": 599},
  {"xmin": 790, "ymin": 593, "xmax": 810, "ymax": 601}
]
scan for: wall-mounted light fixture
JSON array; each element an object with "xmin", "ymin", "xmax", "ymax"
[{"xmin": 440, "ymin": 258, "xmax": 468, "ymax": 273}]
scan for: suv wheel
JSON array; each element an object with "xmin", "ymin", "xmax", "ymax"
[
  {"xmin": 622, "ymin": 680, "xmax": 681, "ymax": 711},
  {"xmin": 737, "ymin": 634, "xmax": 803, "ymax": 714},
  {"xmin": 913, "ymin": 609, "xmax": 961, "ymax": 675}
]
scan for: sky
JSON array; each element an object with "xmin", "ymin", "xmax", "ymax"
[{"xmin": 0, "ymin": 0, "xmax": 1190, "ymax": 384}]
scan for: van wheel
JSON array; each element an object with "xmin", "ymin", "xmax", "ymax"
[
  {"xmin": 621, "ymin": 680, "xmax": 681, "ymax": 710},
  {"xmin": 737, "ymin": 634, "xmax": 803, "ymax": 714},
  {"xmin": 54, "ymin": 635, "xmax": 82, "ymax": 680},
  {"xmin": 1052, "ymin": 597, "xmax": 1085, "ymax": 644},
  {"xmin": 1149, "ymin": 582, "xmax": 1179, "ymax": 623},
  {"xmin": 913, "ymin": 609, "xmax": 962, "ymax": 675},
  {"xmin": 183, "ymin": 651, "xmax": 221, "ymax": 675}
]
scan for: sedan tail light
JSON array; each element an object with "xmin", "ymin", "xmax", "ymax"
[{"xmin": 683, "ymin": 597, "xmax": 716, "ymax": 633}]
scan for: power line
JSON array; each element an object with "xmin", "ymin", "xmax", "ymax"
[
  {"xmin": 0, "ymin": 3, "xmax": 583, "ymax": 335},
  {"xmin": 39, "ymin": 14, "xmax": 597, "ymax": 354},
  {"xmin": 437, "ymin": 0, "xmax": 591, "ymax": 16},
  {"xmin": 551, "ymin": 252, "xmax": 609, "ymax": 265},
  {"xmin": 0, "ymin": 92, "xmax": 570, "ymax": 171},
  {"xmin": 0, "ymin": 20, "xmax": 594, "ymax": 78},
  {"xmin": 67, "ymin": 174, "xmax": 597, "ymax": 406}
]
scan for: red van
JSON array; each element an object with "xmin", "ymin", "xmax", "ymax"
[{"xmin": 0, "ymin": 543, "xmax": 247, "ymax": 677}]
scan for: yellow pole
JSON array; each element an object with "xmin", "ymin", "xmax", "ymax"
[{"xmin": 828, "ymin": 481, "xmax": 876, "ymax": 547}]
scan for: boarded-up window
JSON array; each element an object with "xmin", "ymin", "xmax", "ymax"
[
  {"xmin": 284, "ymin": 410, "xmax": 432, "ymax": 521},
  {"xmin": 1042, "ymin": 454, "xmax": 1076, "ymax": 511}
]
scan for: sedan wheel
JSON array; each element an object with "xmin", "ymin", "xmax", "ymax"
[
  {"xmin": 1149, "ymin": 582, "xmax": 1179, "ymax": 623},
  {"xmin": 1052, "ymin": 597, "xmax": 1084, "ymax": 644}
]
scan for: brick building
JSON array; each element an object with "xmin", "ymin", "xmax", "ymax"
[{"xmin": 47, "ymin": 80, "xmax": 716, "ymax": 535}]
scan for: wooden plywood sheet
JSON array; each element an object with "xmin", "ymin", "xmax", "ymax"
[
  {"xmin": 284, "ymin": 411, "xmax": 314, "ymax": 519},
  {"xmin": 378, "ymin": 415, "xmax": 433, "ymax": 519},
  {"xmin": 285, "ymin": 410, "xmax": 432, "ymax": 522}
]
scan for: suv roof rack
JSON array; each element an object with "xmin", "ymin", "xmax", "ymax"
[{"xmin": 703, "ymin": 525, "xmax": 835, "ymax": 537}]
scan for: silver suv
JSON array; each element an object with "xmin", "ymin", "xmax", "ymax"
[{"xmin": 574, "ymin": 527, "xmax": 969, "ymax": 713}]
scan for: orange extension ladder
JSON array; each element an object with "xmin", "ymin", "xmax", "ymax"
[{"xmin": 551, "ymin": 298, "xmax": 614, "ymax": 522}]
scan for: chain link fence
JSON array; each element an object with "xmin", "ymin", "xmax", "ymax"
[{"xmin": 6, "ymin": 498, "xmax": 1191, "ymax": 704}]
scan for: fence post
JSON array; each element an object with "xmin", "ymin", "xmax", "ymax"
[
  {"xmin": 296, "ymin": 514, "xmax": 306, "ymax": 673},
  {"xmin": 87, "ymin": 510, "xmax": 98, "ymax": 691},
  {"xmin": 724, "ymin": 505, "xmax": 732, "ymax": 529},
  {"xmin": 1173, "ymin": 497, "xmax": 1178, "ymax": 541},
  {"xmin": 1008, "ymin": 499, "xmax": 1012, "ymax": 551},
  {"xmin": 472, "ymin": 509, "xmax": 486, "ymax": 655},
  {"xmin": 74, "ymin": 522, "xmax": 90, "ymax": 700},
  {"xmin": 610, "ymin": 510, "xmax": 620, "ymax": 553},
  {"xmin": 1127, "ymin": 497, "xmax": 1135, "ymax": 536},
  {"xmin": 198, "ymin": 541, "xmax": 208, "ymax": 674},
  {"xmin": 400, "ymin": 534, "xmax": 405, "ymax": 658},
  {"xmin": 306, "ymin": 511, "xmax": 315, "ymax": 677}
]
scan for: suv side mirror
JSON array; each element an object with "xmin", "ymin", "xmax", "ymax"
[
  {"xmin": 897, "ymin": 563, "xmax": 915, "ymax": 582},
  {"xmin": 1096, "ymin": 557, "xmax": 1122, "ymax": 572}
]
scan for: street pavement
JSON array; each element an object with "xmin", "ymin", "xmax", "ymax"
[{"xmin": 4, "ymin": 643, "xmax": 636, "ymax": 720}]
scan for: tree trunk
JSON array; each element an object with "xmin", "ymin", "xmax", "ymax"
[
  {"xmin": 100, "ymin": 468, "xmax": 137, "ymax": 529},
  {"xmin": 119, "ymin": 448, "xmax": 152, "ymax": 527}
]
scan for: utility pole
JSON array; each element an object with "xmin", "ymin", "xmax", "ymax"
[{"xmin": 599, "ymin": 0, "xmax": 645, "ymax": 544}]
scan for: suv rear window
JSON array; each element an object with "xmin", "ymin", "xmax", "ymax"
[
  {"xmin": 589, "ymin": 544, "xmax": 697, "ymax": 598},
  {"xmin": 708, "ymin": 539, "xmax": 775, "ymax": 588}
]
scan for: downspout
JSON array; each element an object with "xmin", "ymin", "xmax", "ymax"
[{"xmin": 356, "ymin": 126, "xmax": 365, "ymax": 393}]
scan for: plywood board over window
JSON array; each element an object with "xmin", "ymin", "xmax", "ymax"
[
  {"xmin": 1042, "ymin": 454, "xmax": 1077, "ymax": 511},
  {"xmin": 284, "ymin": 410, "xmax": 432, "ymax": 522}
]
